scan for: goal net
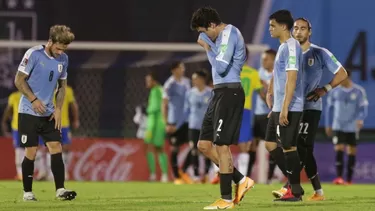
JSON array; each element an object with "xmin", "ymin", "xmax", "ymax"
[{"xmin": 0, "ymin": 40, "xmax": 269, "ymax": 138}]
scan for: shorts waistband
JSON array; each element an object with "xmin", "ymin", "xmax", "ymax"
[{"xmin": 214, "ymin": 82, "xmax": 242, "ymax": 89}]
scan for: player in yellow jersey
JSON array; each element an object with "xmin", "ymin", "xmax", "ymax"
[
  {"xmin": 2, "ymin": 91, "xmax": 50, "ymax": 181},
  {"xmin": 237, "ymin": 48, "xmax": 263, "ymax": 177},
  {"xmin": 37, "ymin": 85, "xmax": 79, "ymax": 180},
  {"xmin": 2, "ymin": 91, "xmax": 23, "ymax": 180}
]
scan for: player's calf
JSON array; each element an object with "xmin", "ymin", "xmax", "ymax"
[{"xmin": 22, "ymin": 146, "xmax": 38, "ymax": 197}]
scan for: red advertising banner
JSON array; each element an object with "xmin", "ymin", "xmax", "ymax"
[{"xmin": 0, "ymin": 137, "xmax": 308, "ymax": 182}]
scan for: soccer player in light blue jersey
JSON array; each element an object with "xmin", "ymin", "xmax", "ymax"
[
  {"xmin": 176, "ymin": 70, "xmax": 212, "ymax": 182},
  {"xmin": 190, "ymin": 6, "xmax": 254, "ymax": 209},
  {"xmin": 14, "ymin": 25, "xmax": 77, "ymax": 201},
  {"xmin": 162, "ymin": 61, "xmax": 191, "ymax": 184},
  {"xmin": 325, "ymin": 76, "xmax": 368, "ymax": 185},
  {"xmin": 265, "ymin": 10, "xmax": 304, "ymax": 202},
  {"xmin": 279, "ymin": 18, "xmax": 347, "ymax": 201}
]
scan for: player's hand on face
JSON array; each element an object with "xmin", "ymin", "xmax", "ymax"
[
  {"xmin": 197, "ymin": 38, "xmax": 211, "ymax": 51},
  {"xmin": 50, "ymin": 109, "xmax": 62, "ymax": 131},
  {"xmin": 306, "ymin": 87, "xmax": 327, "ymax": 102},
  {"xmin": 356, "ymin": 120, "xmax": 364, "ymax": 130},
  {"xmin": 279, "ymin": 108, "xmax": 289, "ymax": 126},
  {"xmin": 266, "ymin": 92, "xmax": 273, "ymax": 109},
  {"xmin": 325, "ymin": 127, "xmax": 332, "ymax": 137}
]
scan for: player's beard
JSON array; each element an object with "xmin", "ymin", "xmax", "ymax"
[{"xmin": 299, "ymin": 37, "xmax": 308, "ymax": 45}]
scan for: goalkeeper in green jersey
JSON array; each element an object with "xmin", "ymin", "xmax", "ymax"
[{"xmin": 144, "ymin": 71, "xmax": 169, "ymax": 182}]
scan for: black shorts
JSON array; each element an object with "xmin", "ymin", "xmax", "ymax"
[
  {"xmin": 188, "ymin": 129, "xmax": 200, "ymax": 147},
  {"xmin": 169, "ymin": 123, "xmax": 188, "ymax": 146},
  {"xmin": 265, "ymin": 111, "xmax": 302, "ymax": 149},
  {"xmin": 18, "ymin": 113, "xmax": 61, "ymax": 147},
  {"xmin": 332, "ymin": 131, "xmax": 359, "ymax": 146},
  {"xmin": 253, "ymin": 114, "xmax": 269, "ymax": 139},
  {"xmin": 297, "ymin": 110, "xmax": 321, "ymax": 148},
  {"xmin": 199, "ymin": 86, "xmax": 245, "ymax": 146}
]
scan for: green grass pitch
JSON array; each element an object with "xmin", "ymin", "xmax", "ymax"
[{"xmin": 0, "ymin": 181, "xmax": 373, "ymax": 210}]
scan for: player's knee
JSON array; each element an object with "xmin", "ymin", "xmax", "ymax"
[
  {"xmin": 215, "ymin": 145, "xmax": 230, "ymax": 154},
  {"xmin": 62, "ymin": 144, "xmax": 70, "ymax": 152},
  {"xmin": 24, "ymin": 146, "xmax": 38, "ymax": 160},
  {"xmin": 171, "ymin": 146, "xmax": 179, "ymax": 154},
  {"xmin": 238, "ymin": 142, "xmax": 249, "ymax": 153},
  {"xmin": 347, "ymin": 146, "xmax": 357, "ymax": 155},
  {"xmin": 189, "ymin": 141, "xmax": 196, "ymax": 149},
  {"xmin": 281, "ymin": 143, "xmax": 296, "ymax": 152},
  {"xmin": 46, "ymin": 141, "xmax": 62, "ymax": 154},
  {"xmin": 197, "ymin": 140, "xmax": 211, "ymax": 153},
  {"xmin": 191, "ymin": 148, "xmax": 198, "ymax": 156},
  {"xmin": 154, "ymin": 146, "xmax": 163, "ymax": 153},
  {"xmin": 265, "ymin": 141, "xmax": 278, "ymax": 152},
  {"xmin": 334, "ymin": 144, "xmax": 345, "ymax": 151}
]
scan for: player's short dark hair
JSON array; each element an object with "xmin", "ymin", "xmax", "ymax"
[
  {"xmin": 49, "ymin": 25, "xmax": 75, "ymax": 45},
  {"xmin": 147, "ymin": 70, "xmax": 160, "ymax": 83},
  {"xmin": 269, "ymin": 10, "xmax": 294, "ymax": 30},
  {"xmin": 170, "ymin": 61, "xmax": 183, "ymax": 71},
  {"xmin": 295, "ymin": 17, "xmax": 312, "ymax": 30},
  {"xmin": 194, "ymin": 69, "xmax": 208, "ymax": 79},
  {"xmin": 190, "ymin": 6, "xmax": 222, "ymax": 30},
  {"xmin": 264, "ymin": 49, "xmax": 277, "ymax": 57}
]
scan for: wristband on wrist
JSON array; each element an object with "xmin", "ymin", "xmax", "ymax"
[
  {"xmin": 323, "ymin": 84, "xmax": 332, "ymax": 92},
  {"xmin": 31, "ymin": 97, "xmax": 37, "ymax": 103}
]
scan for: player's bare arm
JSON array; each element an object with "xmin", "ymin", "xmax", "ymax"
[
  {"xmin": 71, "ymin": 100, "xmax": 80, "ymax": 129},
  {"xmin": 307, "ymin": 67, "xmax": 348, "ymax": 102},
  {"xmin": 266, "ymin": 76, "xmax": 274, "ymax": 109},
  {"xmin": 280, "ymin": 71, "xmax": 297, "ymax": 126},
  {"xmin": 1, "ymin": 104, "xmax": 12, "ymax": 137},
  {"xmin": 51, "ymin": 79, "xmax": 67, "ymax": 130},
  {"xmin": 15, "ymin": 71, "xmax": 46, "ymax": 114}
]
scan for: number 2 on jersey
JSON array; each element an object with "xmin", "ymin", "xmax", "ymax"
[
  {"xmin": 217, "ymin": 119, "xmax": 223, "ymax": 131},
  {"xmin": 240, "ymin": 78, "xmax": 251, "ymax": 97}
]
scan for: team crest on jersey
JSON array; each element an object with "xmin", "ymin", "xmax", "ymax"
[
  {"xmin": 58, "ymin": 64, "xmax": 63, "ymax": 73},
  {"xmin": 308, "ymin": 58, "xmax": 314, "ymax": 66},
  {"xmin": 350, "ymin": 93, "xmax": 357, "ymax": 100},
  {"xmin": 21, "ymin": 58, "xmax": 28, "ymax": 67}
]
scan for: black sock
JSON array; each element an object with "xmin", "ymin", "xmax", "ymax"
[
  {"xmin": 22, "ymin": 157, "xmax": 34, "ymax": 192},
  {"xmin": 284, "ymin": 151, "xmax": 303, "ymax": 197},
  {"xmin": 269, "ymin": 147, "xmax": 287, "ymax": 176},
  {"xmin": 171, "ymin": 148, "xmax": 179, "ymax": 178},
  {"xmin": 347, "ymin": 155, "xmax": 356, "ymax": 182},
  {"xmin": 220, "ymin": 173, "xmax": 233, "ymax": 200},
  {"xmin": 335, "ymin": 150, "xmax": 344, "ymax": 177},
  {"xmin": 182, "ymin": 150, "xmax": 192, "ymax": 172},
  {"xmin": 247, "ymin": 151, "xmax": 256, "ymax": 177},
  {"xmin": 204, "ymin": 158, "xmax": 211, "ymax": 174},
  {"xmin": 267, "ymin": 157, "xmax": 277, "ymax": 181},
  {"xmin": 214, "ymin": 163, "xmax": 244, "ymax": 184},
  {"xmin": 191, "ymin": 149, "xmax": 199, "ymax": 177},
  {"xmin": 51, "ymin": 153, "xmax": 65, "ymax": 190},
  {"xmin": 305, "ymin": 149, "xmax": 321, "ymax": 190}
]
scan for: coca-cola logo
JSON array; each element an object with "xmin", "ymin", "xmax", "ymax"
[{"xmin": 72, "ymin": 142, "xmax": 139, "ymax": 181}]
